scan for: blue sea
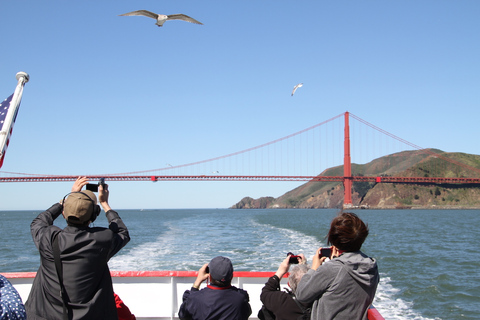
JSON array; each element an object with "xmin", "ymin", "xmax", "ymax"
[{"xmin": 1, "ymin": 208, "xmax": 479, "ymax": 320}]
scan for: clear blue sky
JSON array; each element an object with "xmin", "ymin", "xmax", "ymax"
[{"xmin": 1, "ymin": 1, "xmax": 479, "ymax": 210}]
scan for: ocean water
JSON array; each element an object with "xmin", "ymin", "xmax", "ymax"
[{"xmin": 1, "ymin": 208, "xmax": 479, "ymax": 320}]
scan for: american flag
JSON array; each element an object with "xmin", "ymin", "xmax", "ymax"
[{"xmin": 0, "ymin": 93, "xmax": 16, "ymax": 168}]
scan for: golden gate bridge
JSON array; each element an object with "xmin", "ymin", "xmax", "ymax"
[{"xmin": 1, "ymin": 112, "xmax": 480, "ymax": 207}]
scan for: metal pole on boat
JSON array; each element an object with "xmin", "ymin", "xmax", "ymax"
[{"xmin": 0, "ymin": 72, "xmax": 30, "ymax": 168}]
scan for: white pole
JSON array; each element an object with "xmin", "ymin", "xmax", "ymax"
[{"xmin": 0, "ymin": 72, "xmax": 30, "ymax": 167}]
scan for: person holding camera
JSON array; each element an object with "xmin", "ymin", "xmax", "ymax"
[
  {"xmin": 259, "ymin": 253, "xmax": 311, "ymax": 320},
  {"xmin": 178, "ymin": 256, "xmax": 252, "ymax": 320},
  {"xmin": 295, "ymin": 212, "xmax": 379, "ymax": 320},
  {"xmin": 25, "ymin": 177, "xmax": 130, "ymax": 320}
]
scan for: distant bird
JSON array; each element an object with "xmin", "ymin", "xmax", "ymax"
[
  {"xmin": 119, "ymin": 10, "xmax": 203, "ymax": 27},
  {"xmin": 291, "ymin": 83, "xmax": 303, "ymax": 96}
]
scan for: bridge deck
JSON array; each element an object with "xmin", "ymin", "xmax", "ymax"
[{"xmin": 1, "ymin": 175, "xmax": 479, "ymax": 184}]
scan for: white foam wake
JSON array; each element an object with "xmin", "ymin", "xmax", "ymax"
[
  {"xmin": 373, "ymin": 276, "xmax": 440, "ymax": 320},
  {"xmin": 109, "ymin": 213, "xmax": 435, "ymax": 320}
]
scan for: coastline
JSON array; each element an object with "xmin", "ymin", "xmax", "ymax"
[{"xmin": 231, "ymin": 205, "xmax": 480, "ymax": 210}]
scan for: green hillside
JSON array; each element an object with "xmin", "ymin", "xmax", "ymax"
[{"xmin": 231, "ymin": 149, "xmax": 480, "ymax": 209}]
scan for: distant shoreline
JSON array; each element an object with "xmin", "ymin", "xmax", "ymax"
[{"xmin": 231, "ymin": 206, "xmax": 480, "ymax": 210}]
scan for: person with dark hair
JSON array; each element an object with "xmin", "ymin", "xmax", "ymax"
[
  {"xmin": 25, "ymin": 177, "xmax": 130, "ymax": 320},
  {"xmin": 295, "ymin": 212, "xmax": 379, "ymax": 320},
  {"xmin": 259, "ymin": 254, "xmax": 311, "ymax": 320},
  {"xmin": 178, "ymin": 256, "xmax": 252, "ymax": 320}
]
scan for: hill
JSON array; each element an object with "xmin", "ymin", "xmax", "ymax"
[{"xmin": 231, "ymin": 149, "xmax": 480, "ymax": 209}]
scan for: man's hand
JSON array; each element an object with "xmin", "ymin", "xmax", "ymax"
[
  {"xmin": 98, "ymin": 183, "xmax": 111, "ymax": 212},
  {"xmin": 72, "ymin": 176, "xmax": 88, "ymax": 192},
  {"xmin": 297, "ymin": 253, "xmax": 307, "ymax": 265},
  {"xmin": 275, "ymin": 255, "xmax": 291, "ymax": 279},
  {"xmin": 193, "ymin": 263, "xmax": 209, "ymax": 289}
]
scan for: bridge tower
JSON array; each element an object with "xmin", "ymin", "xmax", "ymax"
[{"xmin": 343, "ymin": 112, "xmax": 353, "ymax": 208}]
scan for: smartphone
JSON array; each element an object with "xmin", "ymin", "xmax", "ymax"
[
  {"xmin": 320, "ymin": 247, "xmax": 332, "ymax": 258},
  {"xmin": 86, "ymin": 178, "xmax": 105, "ymax": 193},
  {"xmin": 85, "ymin": 183, "xmax": 99, "ymax": 192},
  {"xmin": 287, "ymin": 252, "xmax": 300, "ymax": 264},
  {"xmin": 289, "ymin": 255, "xmax": 301, "ymax": 264}
]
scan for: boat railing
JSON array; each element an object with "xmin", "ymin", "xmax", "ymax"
[{"xmin": 3, "ymin": 271, "xmax": 384, "ymax": 320}]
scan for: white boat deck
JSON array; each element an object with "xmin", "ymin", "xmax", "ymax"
[{"xmin": 4, "ymin": 271, "xmax": 384, "ymax": 320}]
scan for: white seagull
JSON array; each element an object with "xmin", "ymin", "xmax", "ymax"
[
  {"xmin": 119, "ymin": 10, "xmax": 203, "ymax": 27},
  {"xmin": 291, "ymin": 83, "xmax": 303, "ymax": 96}
]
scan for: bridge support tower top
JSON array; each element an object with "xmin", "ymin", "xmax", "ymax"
[{"xmin": 343, "ymin": 112, "xmax": 353, "ymax": 208}]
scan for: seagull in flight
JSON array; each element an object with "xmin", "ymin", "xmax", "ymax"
[
  {"xmin": 291, "ymin": 83, "xmax": 303, "ymax": 96},
  {"xmin": 119, "ymin": 10, "xmax": 203, "ymax": 27}
]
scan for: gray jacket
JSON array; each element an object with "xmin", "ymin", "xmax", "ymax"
[
  {"xmin": 25, "ymin": 203, "xmax": 130, "ymax": 320},
  {"xmin": 295, "ymin": 251, "xmax": 379, "ymax": 320}
]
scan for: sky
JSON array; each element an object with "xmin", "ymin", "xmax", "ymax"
[{"xmin": 0, "ymin": 1, "xmax": 479, "ymax": 210}]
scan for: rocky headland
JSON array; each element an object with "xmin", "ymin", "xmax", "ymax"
[{"xmin": 231, "ymin": 149, "xmax": 480, "ymax": 209}]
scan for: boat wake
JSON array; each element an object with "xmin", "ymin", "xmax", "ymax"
[
  {"xmin": 108, "ymin": 211, "xmax": 437, "ymax": 320},
  {"xmin": 108, "ymin": 216, "xmax": 323, "ymax": 271},
  {"xmin": 374, "ymin": 276, "xmax": 440, "ymax": 320}
]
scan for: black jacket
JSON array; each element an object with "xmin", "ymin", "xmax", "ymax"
[
  {"xmin": 25, "ymin": 203, "xmax": 130, "ymax": 320},
  {"xmin": 259, "ymin": 275, "xmax": 307, "ymax": 320},
  {"xmin": 179, "ymin": 284, "xmax": 252, "ymax": 320}
]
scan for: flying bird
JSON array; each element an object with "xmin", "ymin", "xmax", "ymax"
[
  {"xmin": 291, "ymin": 83, "xmax": 303, "ymax": 96},
  {"xmin": 119, "ymin": 10, "xmax": 203, "ymax": 27}
]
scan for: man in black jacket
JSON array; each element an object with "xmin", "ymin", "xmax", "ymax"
[
  {"xmin": 25, "ymin": 177, "xmax": 130, "ymax": 320},
  {"xmin": 259, "ymin": 254, "xmax": 311, "ymax": 320},
  {"xmin": 178, "ymin": 256, "xmax": 252, "ymax": 320}
]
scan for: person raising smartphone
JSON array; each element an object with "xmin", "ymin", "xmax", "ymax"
[
  {"xmin": 25, "ymin": 177, "xmax": 130, "ymax": 320},
  {"xmin": 295, "ymin": 212, "xmax": 379, "ymax": 320}
]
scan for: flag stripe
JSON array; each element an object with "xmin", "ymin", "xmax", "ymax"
[
  {"xmin": 0, "ymin": 94, "xmax": 18, "ymax": 167},
  {"xmin": 0, "ymin": 94, "xmax": 14, "ymax": 131}
]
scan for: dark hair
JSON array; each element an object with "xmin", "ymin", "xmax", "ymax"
[
  {"xmin": 327, "ymin": 212, "xmax": 369, "ymax": 252},
  {"xmin": 66, "ymin": 216, "xmax": 90, "ymax": 227},
  {"xmin": 209, "ymin": 278, "xmax": 231, "ymax": 287}
]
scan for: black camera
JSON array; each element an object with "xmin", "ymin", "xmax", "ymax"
[
  {"xmin": 320, "ymin": 247, "xmax": 332, "ymax": 258},
  {"xmin": 86, "ymin": 178, "xmax": 105, "ymax": 193},
  {"xmin": 287, "ymin": 252, "xmax": 300, "ymax": 264}
]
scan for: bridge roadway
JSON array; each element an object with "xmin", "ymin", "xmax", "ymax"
[{"xmin": 1, "ymin": 175, "xmax": 480, "ymax": 184}]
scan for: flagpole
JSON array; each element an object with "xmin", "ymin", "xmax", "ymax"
[
  {"xmin": 0, "ymin": 71, "xmax": 30, "ymax": 167},
  {"xmin": 11, "ymin": 71, "xmax": 30, "ymax": 108}
]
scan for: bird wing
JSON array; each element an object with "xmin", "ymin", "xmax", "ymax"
[
  {"xmin": 291, "ymin": 83, "xmax": 303, "ymax": 96},
  {"xmin": 119, "ymin": 10, "xmax": 158, "ymax": 20},
  {"xmin": 167, "ymin": 14, "xmax": 203, "ymax": 25}
]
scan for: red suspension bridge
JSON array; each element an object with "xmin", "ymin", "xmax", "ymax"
[{"xmin": 1, "ymin": 112, "xmax": 480, "ymax": 207}]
